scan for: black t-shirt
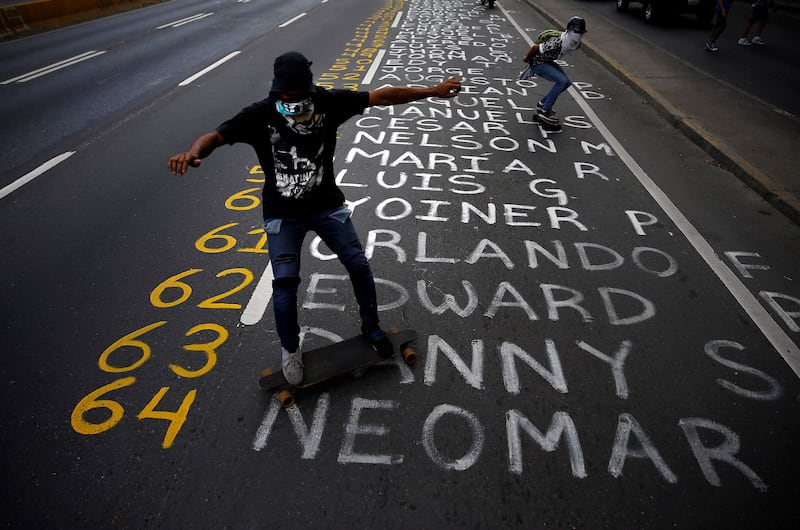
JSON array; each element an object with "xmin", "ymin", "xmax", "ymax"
[{"xmin": 216, "ymin": 87, "xmax": 370, "ymax": 219}]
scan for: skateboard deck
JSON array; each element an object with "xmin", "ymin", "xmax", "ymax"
[
  {"xmin": 258, "ymin": 328, "xmax": 418, "ymax": 407},
  {"xmin": 533, "ymin": 113, "xmax": 562, "ymax": 132}
]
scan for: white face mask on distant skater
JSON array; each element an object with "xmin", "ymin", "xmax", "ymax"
[{"xmin": 560, "ymin": 30, "xmax": 582, "ymax": 56}]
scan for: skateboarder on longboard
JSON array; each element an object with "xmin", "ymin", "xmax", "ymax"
[
  {"xmin": 518, "ymin": 16, "xmax": 587, "ymax": 132},
  {"xmin": 168, "ymin": 51, "xmax": 461, "ymax": 386}
]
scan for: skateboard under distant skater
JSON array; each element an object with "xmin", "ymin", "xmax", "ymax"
[
  {"xmin": 533, "ymin": 113, "xmax": 562, "ymax": 132},
  {"xmin": 258, "ymin": 328, "xmax": 419, "ymax": 407}
]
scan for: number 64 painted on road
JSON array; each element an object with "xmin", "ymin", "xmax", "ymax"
[{"xmin": 71, "ymin": 377, "xmax": 195, "ymax": 449}]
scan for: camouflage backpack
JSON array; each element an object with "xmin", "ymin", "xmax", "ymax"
[{"xmin": 535, "ymin": 29, "xmax": 562, "ymax": 45}]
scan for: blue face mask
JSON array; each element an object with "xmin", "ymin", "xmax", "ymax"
[{"xmin": 276, "ymin": 97, "xmax": 313, "ymax": 116}]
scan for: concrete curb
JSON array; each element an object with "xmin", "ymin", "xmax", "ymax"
[{"xmin": 523, "ymin": 0, "xmax": 800, "ymax": 225}]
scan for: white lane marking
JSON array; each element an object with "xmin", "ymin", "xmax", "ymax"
[
  {"xmin": 501, "ymin": 4, "xmax": 800, "ymax": 378},
  {"xmin": 157, "ymin": 12, "xmax": 213, "ymax": 29},
  {"xmin": 361, "ymin": 49, "xmax": 385, "ymax": 85},
  {"xmin": 1, "ymin": 51, "xmax": 106, "ymax": 84},
  {"xmin": 0, "ymin": 151, "xmax": 76, "ymax": 200},
  {"xmin": 391, "ymin": 11, "xmax": 403, "ymax": 28},
  {"xmin": 279, "ymin": 13, "xmax": 306, "ymax": 27},
  {"xmin": 241, "ymin": 261, "xmax": 274, "ymax": 326},
  {"xmin": 177, "ymin": 51, "xmax": 241, "ymax": 86}
]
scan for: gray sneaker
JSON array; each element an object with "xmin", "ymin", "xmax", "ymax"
[{"xmin": 281, "ymin": 348, "xmax": 303, "ymax": 386}]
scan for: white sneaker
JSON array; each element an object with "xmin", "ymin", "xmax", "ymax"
[
  {"xmin": 281, "ymin": 348, "xmax": 303, "ymax": 386},
  {"xmin": 751, "ymin": 36, "xmax": 765, "ymax": 45},
  {"xmin": 737, "ymin": 38, "xmax": 752, "ymax": 46}
]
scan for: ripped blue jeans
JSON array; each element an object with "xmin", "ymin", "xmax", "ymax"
[{"xmin": 263, "ymin": 205, "xmax": 380, "ymax": 352}]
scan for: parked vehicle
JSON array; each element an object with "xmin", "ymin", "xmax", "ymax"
[{"xmin": 616, "ymin": 0, "xmax": 716, "ymax": 25}]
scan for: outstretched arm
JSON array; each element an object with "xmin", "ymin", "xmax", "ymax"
[
  {"xmin": 168, "ymin": 131, "xmax": 226, "ymax": 175},
  {"xmin": 367, "ymin": 77, "xmax": 461, "ymax": 107}
]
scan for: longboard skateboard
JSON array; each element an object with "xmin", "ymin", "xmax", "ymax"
[{"xmin": 258, "ymin": 328, "xmax": 418, "ymax": 407}]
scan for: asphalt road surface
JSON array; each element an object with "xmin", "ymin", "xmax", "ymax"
[{"xmin": 1, "ymin": 0, "xmax": 799, "ymax": 528}]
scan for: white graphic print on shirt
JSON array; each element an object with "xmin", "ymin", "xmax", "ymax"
[{"xmin": 269, "ymin": 114, "xmax": 326, "ymax": 199}]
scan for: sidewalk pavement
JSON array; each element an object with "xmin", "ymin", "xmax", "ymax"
[{"xmin": 525, "ymin": 0, "xmax": 800, "ymax": 225}]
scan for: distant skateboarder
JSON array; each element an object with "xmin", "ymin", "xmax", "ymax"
[
  {"xmin": 168, "ymin": 51, "xmax": 460, "ymax": 385},
  {"xmin": 519, "ymin": 16, "xmax": 587, "ymax": 131}
]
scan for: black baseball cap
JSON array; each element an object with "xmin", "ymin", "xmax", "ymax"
[
  {"xmin": 270, "ymin": 51, "xmax": 314, "ymax": 93},
  {"xmin": 566, "ymin": 16, "xmax": 587, "ymax": 34}
]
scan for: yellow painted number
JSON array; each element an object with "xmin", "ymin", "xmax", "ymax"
[
  {"xmin": 197, "ymin": 268, "xmax": 254, "ymax": 309},
  {"xmin": 71, "ymin": 376, "xmax": 137, "ymax": 435},
  {"xmin": 195, "ymin": 223, "xmax": 269, "ymax": 254},
  {"xmin": 150, "ymin": 270, "xmax": 202, "ymax": 308},
  {"xmin": 239, "ymin": 228, "xmax": 269, "ymax": 254},
  {"xmin": 150, "ymin": 269, "xmax": 254, "ymax": 309},
  {"xmin": 98, "ymin": 321, "xmax": 168, "ymax": 372},
  {"xmin": 170, "ymin": 323, "xmax": 228, "ymax": 378},
  {"xmin": 196, "ymin": 223, "xmax": 239, "ymax": 254},
  {"xmin": 225, "ymin": 187, "xmax": 261, "ymax": 211},
  {"xmin": 137, "ymin": 387, "xmax": 197, "ymax": 449}
]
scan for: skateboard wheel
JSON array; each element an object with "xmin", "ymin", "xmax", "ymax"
[
  {"xmin": 388, "ymin": 327, "xmax": 399, "ymax": 334},
  {"xmin": 402, "ymin": 346, "xmax": 417, "ymax": 365},
  {"xmin": 260, "ymin": 368, "xmax": 274, "ymax": 377},
  {"xmin": 277, "ymin": 390, "xmax": 295, "ymax": 408}
]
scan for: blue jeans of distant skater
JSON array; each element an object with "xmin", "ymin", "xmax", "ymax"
[
  {"xmin": 263, "ymin": 205, "xmax": 380, "ymax": 353},
  {"xmin": 532, "ymin": 62, "xmax": 571, "ymax": 113}
]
